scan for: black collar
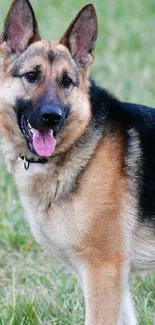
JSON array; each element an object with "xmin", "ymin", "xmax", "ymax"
[{"xmin": 20, "ymin": 155, "xmax": 48, "ymax": 170}]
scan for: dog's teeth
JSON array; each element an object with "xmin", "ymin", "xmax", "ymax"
[{"xmin": 28, "ymin": 122, "xmax": 34, "ymax": 133}]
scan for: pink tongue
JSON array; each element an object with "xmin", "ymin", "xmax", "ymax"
[{"xmin": 32, "ymin": 130, "xmax": 56, "ymax": 157}]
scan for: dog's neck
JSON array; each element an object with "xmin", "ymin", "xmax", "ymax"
[{"xmin": 19, "ymin": 154, "xmax": 48, "ymax": 170}]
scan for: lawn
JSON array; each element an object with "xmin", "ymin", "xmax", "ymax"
[{"xmin": 0, "ymin": 0, "xmax": 155, "ymax": 324}]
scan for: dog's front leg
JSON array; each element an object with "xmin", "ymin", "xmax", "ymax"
[{"xmin": 81, "ymin": 262, "xmax": 123, "ymax": 325}]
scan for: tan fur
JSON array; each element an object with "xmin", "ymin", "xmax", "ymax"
[
  {"xmin": 72, "ymin": 133, "xmax": 126, "ymax": 262},
  {"xmin": 83, "ymin": 264, "xmax": 122, "ymax": 325}
]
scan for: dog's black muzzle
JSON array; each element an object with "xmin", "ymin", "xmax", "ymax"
[
  {"xmin": 15, "ymin": 98, "xmax": 70, "ymax": 156},
  {"xmin": 32, "ymin": 105, "xmax": 64, "ymax": 133},
  {"xmin": 28, "ymin": 105, "xmax": 64, "ymax": 134},
  {"xmin": 41, "ymin": 105, "xmax": 63, "ymax": 125}
]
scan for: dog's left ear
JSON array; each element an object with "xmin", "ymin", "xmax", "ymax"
[
  {"xmin": 60, "ymin": 4, "xmax": 98, "ymax": 68},
  {"xmin": 0, "ymin": 0, "xmax": 40, "ymax": 55}
]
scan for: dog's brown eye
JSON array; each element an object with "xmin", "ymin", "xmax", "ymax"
[
  {"xmin": 61, "ymin": 76, "xmax": 72, "ymax": 88},
  {"xmin": 24, "ymin": 71, "xmax": 39, "ymax": 83}
]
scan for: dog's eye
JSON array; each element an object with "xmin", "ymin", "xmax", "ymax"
[
  {"xmin": 61, "ymin": 76, "xmax": 72, "ymax": 88},
  {"xmin": 24, "ymin": 71, "xmax": 39, "ymax": 83}
]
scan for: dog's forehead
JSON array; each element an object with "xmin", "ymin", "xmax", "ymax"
[
  {"xmin": 30, "ymin": 40, "xmax": 63, "ymax": 55},
  {"xmin": 10, "ymin": 40, "xmax": 76, "ymax": 75}
]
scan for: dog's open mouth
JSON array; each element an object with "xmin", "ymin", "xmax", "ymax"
[{"xmin": 20, "ymin": 116, "xmax": 56, "ymax": 157}]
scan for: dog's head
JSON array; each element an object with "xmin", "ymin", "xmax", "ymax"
[{"xmin": 0, "ymin": 0, "xmax": 97, "ymax": 159}]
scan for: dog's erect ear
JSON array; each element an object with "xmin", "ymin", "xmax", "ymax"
[
  {"xmin": 60, "ymin": 4, "xmax": 98, "ymax": 68},
  {"xmin": 0, "ymin": 0, "xmax": 40, "ymax": 54}
]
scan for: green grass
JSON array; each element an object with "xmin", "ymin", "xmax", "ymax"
[{"xmin": 0, "ymin": 0, "xmax": 155, "ymax": 324}]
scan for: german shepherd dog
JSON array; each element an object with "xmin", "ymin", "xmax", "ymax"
[{"xmin": 0, "ymin": 0, "xmax": 155, "ymax": 324}]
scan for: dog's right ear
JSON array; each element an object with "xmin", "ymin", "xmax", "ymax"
[{"xmin": 0, "ymin": 0, "xmax": 40, "ymax": 55}]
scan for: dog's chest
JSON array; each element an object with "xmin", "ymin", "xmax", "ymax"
[{"xmin": 14, "ymin": 160, "xmax": 86, "ymax": 261}]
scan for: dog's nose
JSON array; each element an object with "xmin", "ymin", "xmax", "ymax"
[{"xmin": 41, "ymin": 106, "xmax": 62, "ymax": 125}]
